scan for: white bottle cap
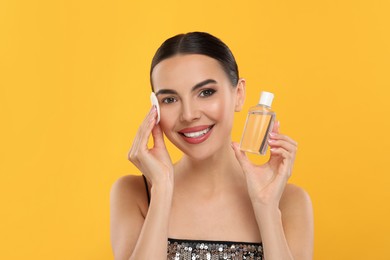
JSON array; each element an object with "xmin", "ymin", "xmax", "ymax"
[{"xmin": 258, "ymin": 91, "xmax": 274, "ymax": 107}]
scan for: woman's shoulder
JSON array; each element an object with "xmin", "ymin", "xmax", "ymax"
[
  {"xmin": 280, "ymin": 183, "xmax": 312, "ymax": 214},
  {"xmin": 110, "ymin": 174, "xmax": 148, "ymax": 214},
  {"xmin": 279, "ymin": 183, "xmax": 314, "ymax": 256},
  {"xmin": 111, "ymin": 174, "xmax": 145, "ymax": 195}
]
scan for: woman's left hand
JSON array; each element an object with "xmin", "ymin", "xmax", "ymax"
[{"xmin": 232, "ymin": 121, "xmax": 298, "ymax": 207}]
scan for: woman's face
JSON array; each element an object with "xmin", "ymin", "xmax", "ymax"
[{"xmin": 151, "ymin": 54, "xmax": 245, "ymax": 160}]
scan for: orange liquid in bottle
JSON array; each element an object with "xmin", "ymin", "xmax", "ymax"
[{"xmin": 240, "ymin": 91, "xmax": 276, "ymax": 155}]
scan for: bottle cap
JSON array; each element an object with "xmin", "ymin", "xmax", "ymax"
[{"xmin": 258, "ymin": 91, "xmax": 274, "ymax": 107}]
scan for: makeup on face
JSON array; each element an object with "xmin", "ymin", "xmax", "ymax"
[{"xmin": 150, "ymin": 55, "xmax": 236, "ymax": 159}]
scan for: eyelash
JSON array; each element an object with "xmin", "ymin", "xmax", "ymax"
[
  {"xmin": 161, "ymin": 97, "xmax": 177, "ymax": 104},
  {"xmin": 160, "ymin": 89, "xmax": 216, "ymax": 104},
  {"xmin": 199, "ymin": 88, "xmax": 216, "ymax": 97}
]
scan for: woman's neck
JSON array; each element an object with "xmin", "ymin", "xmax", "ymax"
[{"xmin": 174, "ymin": 142, "xmax": 244, "ymax": 191}]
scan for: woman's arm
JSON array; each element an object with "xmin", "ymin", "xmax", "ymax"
[
  {"xmin": 110, "ymin": 175, "xmax": 173, "ymax": 260},
  {"xmin": 232, "ymin": 121, "xmax": 314, "ymax": 259},
  {"xmin": 110, "ymin": 106, "xmax": 174, "ymax": 260},
  {"xmin": 253, "ymin": 184, "xmax": 313, "ymax": 260}
]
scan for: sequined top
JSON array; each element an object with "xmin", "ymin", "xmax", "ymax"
[
  {"xmin": 142, "ymin": 176, "xmax": 264, "ymax": 260},
  {"xmin": 167, "ymin": 238, "xmax": 263, "ymax": 260}
]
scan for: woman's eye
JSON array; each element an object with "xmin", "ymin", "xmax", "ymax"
[
  {"xmin": 199, "ymin": 89, "xmax": 216, "ymax": 97},
  {"xmin": 162, "ymin": 97, "xmax": 177, "ymax": 104}
]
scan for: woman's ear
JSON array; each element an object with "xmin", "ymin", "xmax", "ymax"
[{"xmin": 234, "ymin": 78, "xmax": 246, "ymax": 112}]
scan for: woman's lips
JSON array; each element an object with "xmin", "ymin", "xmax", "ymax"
[{"xmin": 178, "ymin": 125, "xmax": 214, "ymax": 144}]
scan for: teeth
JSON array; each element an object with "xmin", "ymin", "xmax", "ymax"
[{"xmin": 182, "ymin": 127, "xmax": 211, "ymax": 138}]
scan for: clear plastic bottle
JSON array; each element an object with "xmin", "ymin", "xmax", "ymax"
[{"xmin": 240, "ymin": 91, "xmax": 276, "ymax": 155}]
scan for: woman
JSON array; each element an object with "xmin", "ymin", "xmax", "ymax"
[{"xmin": 110, "ymin": 32, "xmax": 314, "ymax": 260}]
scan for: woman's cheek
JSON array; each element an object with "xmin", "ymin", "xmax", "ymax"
[
  {"xmin": 158, "ymin": 107, "xmax": 167, "ymax": 128},
  {"xmin": 208, "ymin": 99, "xmax": 229, "ymax": 121},
  {"xmin": 159, "ymin": 107, "xmax": 175, "ymax": 132},
  {"xmin": 207, "ymin": 100, "xmax": 222, "ymax": 115}
]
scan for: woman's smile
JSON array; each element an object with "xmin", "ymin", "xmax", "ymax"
[{"xmin": 178, "ymin": 124, "xmax": 215, "ymax": 144}]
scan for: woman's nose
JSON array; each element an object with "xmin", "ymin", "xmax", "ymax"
[{"xmin": 179, "ymin": 101, "xmax": 201, "ymax": 122}]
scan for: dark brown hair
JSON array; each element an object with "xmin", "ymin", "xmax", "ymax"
[{"xmin": 150, "ymin": 32, "xmax": 239, "ymax": 89}]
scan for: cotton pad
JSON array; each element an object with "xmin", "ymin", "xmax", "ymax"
[{"xmin": 150, "ymin": 92, "xmax": 160, "ymax": 124}]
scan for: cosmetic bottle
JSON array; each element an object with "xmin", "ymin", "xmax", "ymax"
[{"xmin": 240, "ymin": 91, "xmax": 276, "ymax": 155}]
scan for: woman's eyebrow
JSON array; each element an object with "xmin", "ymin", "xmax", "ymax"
[
  {"xmin": 155, "ymin": 79, "xmax": 217, "ymax": 96},
  {"xmin": 155, "ymin": 89, "xmax": 178, "ymax": 96},
  {"xmin": 191, "ymin": 79, "xmax": 217, "ymax": 92}
]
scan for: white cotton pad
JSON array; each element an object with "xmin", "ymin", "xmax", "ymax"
[{"xmin": 150, "ymin": 92, "xmax": 160, "ymax": 124}]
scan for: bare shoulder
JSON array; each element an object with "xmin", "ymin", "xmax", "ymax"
[
  {"xmin": 279, "ymin": 185, "xmax": 314, "ymax": 259},
  {"xmin": 110, "ymin": 175, "xmax": 148, "ymax": 259},
  {"xmin": 111, "ymin": 174, "xmax": 144, "ymax": 195},
  {"xmin": 110, "ymin": 174, "xmax": 148, "ymax": 218},
  {"xmin": 280, "ymin": 183, "xmax": 313, "ymax": 216}
]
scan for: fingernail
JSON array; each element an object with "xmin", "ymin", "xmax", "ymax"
[
  {"xmin": 149, "ymin": 110, "xmax": 156, "ymax": 121},
  {"xmin": 149, "ymin": 105, "xmax": 155, "ymax": 114}
]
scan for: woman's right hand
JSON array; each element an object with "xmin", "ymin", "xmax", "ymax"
[{"xmin": 128, "ymin": 106, "xmax": 173, "ymax": 187}]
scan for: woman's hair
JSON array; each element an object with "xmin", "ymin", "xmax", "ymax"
[{"xmin": 150, "ymin": 32, "xmax": 239, "ymax": 89}]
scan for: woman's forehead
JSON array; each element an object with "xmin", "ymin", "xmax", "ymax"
[{"xmin": 151, "ymin": 54, "xmax": 228, "ymax": 90}]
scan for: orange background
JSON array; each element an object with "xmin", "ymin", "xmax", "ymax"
[{"xmin": 1, "ymin": 0, "xmax": 389, "ymax": 259}]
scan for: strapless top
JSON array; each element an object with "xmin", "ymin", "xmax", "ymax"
[
  {"xmin": 142, "ymin": 176, "xmax": 264, "ymax": 259},
  {"xmin": 167, "ymin": 238, "xmax": 263, "ymax": 260}
]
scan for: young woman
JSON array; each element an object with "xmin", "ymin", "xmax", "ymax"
[{"xmin": 110, "ymin": 32, "xmax": 314, "ymax": 260}]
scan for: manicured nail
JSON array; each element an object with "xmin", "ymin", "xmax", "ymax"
[
  {"xmin": 149, "ymin": 108, "xmax": 156, "ymax": 121},
  {"xmin": 149, "ymin": 105, "xmax": 155, "ymax": 114}
]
